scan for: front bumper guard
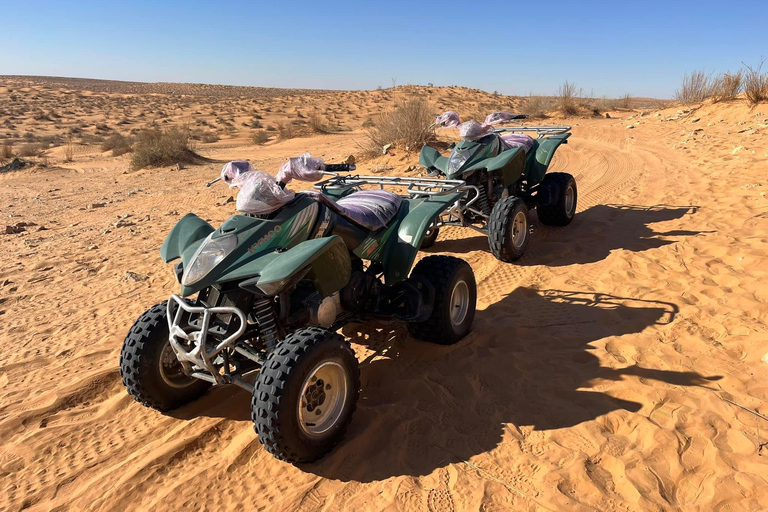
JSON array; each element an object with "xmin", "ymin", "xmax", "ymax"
[{"xmin": 166, "ymin": 294, "xmax": 255, "ymax": 391}]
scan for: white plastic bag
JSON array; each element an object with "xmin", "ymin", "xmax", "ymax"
[
  {"xmin": 222, "ymin": 161, "xmax": 295, "ymax": 214},
  {"xmin": 276, "ymin": 152, "xmax": 325, "ymax": 184},
  {"xmin": 220, "ymin": 160, "xmax": 253, "ymax": 184},
  {"xmin": 435, "ymin": 111, "xmax": 461, "ymax": 128},
  {"xmin": 483, "ymin": 112, "xmax": 518, "ymax": 126}
]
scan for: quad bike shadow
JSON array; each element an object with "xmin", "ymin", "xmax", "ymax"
[
  {"xmin": 294, "ymin": 287, "xmax": 721, "ymax": 481},
  {"xmin": 426, "ymin": 204, "xmax": 705, "ymax": 266}
]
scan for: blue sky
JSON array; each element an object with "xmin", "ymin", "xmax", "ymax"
[{"xmin": 2, "ymin": 0, "xmax": 766, "ymax": 98}]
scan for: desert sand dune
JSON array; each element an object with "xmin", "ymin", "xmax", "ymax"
[{"xmin": 1, "ymin": 77, "xmax": 767, "ymax": 511}]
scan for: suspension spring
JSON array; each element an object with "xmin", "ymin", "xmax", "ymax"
[
  {"xmin": 253, "ymin": 298, "xmax": 279, "ymax": 350},
  {"xmin": 476, "ymin": 185, "xmax": 491, "ymax": 216}
]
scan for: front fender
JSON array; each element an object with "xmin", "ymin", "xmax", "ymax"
[
  {"xmin": 485, "ymin": 147, "xmax": 526, "ymax": 188},
  {"xmin": 160, "ymin": 213, "xmax": 214, "ymax": 263},
  {"xmin": 419, "ymin": 146, "xmax": 448, "ymax": 174}
]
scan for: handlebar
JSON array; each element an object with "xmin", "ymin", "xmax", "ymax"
[{"xmin": 324, "ymin": 164, "xmax": 356, "ymax": 173}]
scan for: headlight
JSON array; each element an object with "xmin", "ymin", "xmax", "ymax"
[
  {"xmin": 447, "ymin": 148, "xmax": 470, "ymax": 175},
  {"xmin": 181, "ymin": 233, "xmax": 237, "ymax": 286}
]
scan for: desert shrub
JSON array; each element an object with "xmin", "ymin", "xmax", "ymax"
[
  {"xmin": 710, "ymin": 71, "xmax": 743, "ymax": 103},
  {"xmin": 674, "ymin": 70, "xmax": 713, "ymax": 103},
  {"xmin": 251, "ymin": 130, "xmax": 270, "ymax": 145},
  {"xmin": 743, "ymin": 59, "xmax": 768, "ymax": 105},
  {"xmin": 200, "ymin": 131, "xmax": 219, "ymax": 143},
  {"xmin": 363, "ymin": 96, "xmax": 435, "ymax": 155},
  {"xmin": 309, "ymin": 112, "xmax": 333, "ymax": 134},
  {"xmin": 619, "ymin": 93, "xmax": 632, "ymax": 109},
  {"xmin": 2, "ymin": 141, "xmax": 13, "ymax": 159},
  {"xmin": 557, "ymin": 81, "xmax": 580, "ymax": 116},
  {"xmin": 130, "ymin": 127, "xmax": 200, "ymax": 170},
  {"xmin": 523, "ymin": 95, "xmax": 553, "ymax": 118},
  {"xmin": 275, "ymin": 120, "xmax": 294, "ymax": 139},
  {"xmin": 101, "ymin": 133, "xmax": 133, "ymax": 156},
  {"xmin": 18, "ymin": 143, "xmax": 42, "ymax": 157},
  {"xmin": 64, "ymin": 138, "xmax": 76, "ymax": 162}
]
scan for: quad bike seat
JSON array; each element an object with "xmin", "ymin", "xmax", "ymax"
[{"xmin": 308, "ymin": 189, "xmax": 402, "ymax": 231}]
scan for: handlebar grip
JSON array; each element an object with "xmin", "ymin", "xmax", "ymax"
[
  {"xmin": 324, "ymin": 164, "xmax": 356, "ymax": 173},
  {"xmin": 512, "ymin": 114, "xmax": 529, "ymax": 120}
]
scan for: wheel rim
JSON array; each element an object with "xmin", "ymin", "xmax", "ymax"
[
  {"xmin": 449, "ymin": 280, "xmax": 470, "ymax": 327},
  {"xmin": 159, "ymin": 342, "xmax": 195, "ymax": 388},
  {"xmin": 564, "ymin": 185, "xmax": 575, "ymax": 217},
  {"xmin": 298, "ymin": 360, "xmax": 349, "ymax": 437},
  {"xmin": 512, "ymin": 211, "xmax": 527, "ymax": 249}
]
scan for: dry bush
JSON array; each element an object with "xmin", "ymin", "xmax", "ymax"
[
  {"xmin": 101, "ymin": 133, "xmax": 132, "ymax": 156},
  {"xmin": 743, "ymin": 59, "xmax": 768, "ymax": 105},
  {"xmin": 2, "ymin": 141, "xmax": 12, "ymax": 159},
  {"xmin": 309, "ymin": 112, "xmax": 333, "ymax": 134},
  {"xmin": 522, "ymin": 95, "xmax": 554, "ymax": 118},
  {"xmin": 619, "ymin": 93, "xmax": 632, "ymax": 109},
  {"xmin": 557, "ymin": 81, "xmax": 581, "ymax": 116},
  {"xmin": 200, "ymin": 131, "xmax": 219, "ymax": 143},
  {"xmin": 130, "ymin": 126, "xmax": 201, "ymax": 170},
  {"xmin": 275, "ymin": 120, "xmax": 294, "ymax": 139},
  {"xmin": 251, "ymin": 130, "xmax": 270, "ymax": 145},
  {"xmin": 674, "ymin": 70, "xmax": 713, "ymax": 103},
  {"xmin": 64, "ymin": 138, "xmax": 76, "ymax": 162},
  {"xmin": 18, "ymin": 143, "xmax": 42, "ymax": 157},
  {"xmin": 711, "ymin": 71, "xmax": 743, "ymax": 102},
  {"xmin": 363, "ymin": 96, "xmax": 435, "ymax": 156}
]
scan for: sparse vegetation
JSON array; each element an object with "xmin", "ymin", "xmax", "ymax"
[
  {"xmin": 18, "ymin": 143, "xmax": 42, "ymax": 157},
  {"xmin": 309, "ymin": 112, "xmax": 333, "ymax": 134},
  {"xmin": 556, "ymin": 81, "xmax": 580, "ymax": 116},
  {"xmin": 130, "ymin": 126, "xmax": 201, "ymax": 170},
  {"xmin": 711, "ymin": 71, "xmax": 743, "ymax": 103},
  {"xmin": 251, "ymin": 130, "xmax": 270, "ymax": 145},
  {"xmin": 64, "ymin": 138, "xmax": 76, "ymax": 162},
  {"xmin": 523, "ymin": 95, "xmax": 553, "ymax": 118},
  {"xmin": 743, "ymin": 59, "xmax": 768, "ymax": 105},
  {"xmin": 275, "ymin": 120, "xmax": 295, "ymax": 139},
  {"xmin": 2, "ymin": 141, "xmax": 12, "ymax": 160},
  {"xmin": 675, "ymin": 70, "xmax": 713, "ymax": 104},
  {"xmin": 363, "ymin": 96, "xmax": 435, "ymax": 156},
  {"xmin": 101, "ymin": 133, "xmax": 132, "ymax": 156}
]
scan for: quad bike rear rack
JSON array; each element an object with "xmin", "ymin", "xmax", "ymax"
[
  {"xmin": 314, "ymin": 173, "xmax": 466, "ymax": 198},
  {"xmin": 494, "ymin": 125, "xmax": 571, "ymax": 138}
]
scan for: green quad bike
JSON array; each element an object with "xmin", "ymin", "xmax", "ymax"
[
  {"xmin": 119, "ymin": 158, "xmax": 477, "ymax": 463},
  {"xmin": 419, "ymin": 111, "xmax": 577, "ymax": 261}
]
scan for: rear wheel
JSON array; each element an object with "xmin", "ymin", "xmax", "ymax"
[
  {"xmin": 537, "ymin": 172, "xmax": 577, "ymax": 226},
  {"xmin": 407, "ymin": 255, "xmax": 477, "ymax": 345},
  {"xmin": 488, "ymin": 196, "xmax": 529, "ymax": 262},
  {"xmin": 252, "ymin": 327, "xmax": 360, "ymax": 463},
  {"xmin": 120, "ymin": 302, "xmax": 211, "ymax": 411}
]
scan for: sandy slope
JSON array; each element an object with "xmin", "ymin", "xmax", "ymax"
[{"xmin": 1, "ymin": 80, "xmax": 767, "ymax": 512}]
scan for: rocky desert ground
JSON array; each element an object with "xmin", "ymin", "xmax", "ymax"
[{"xmin": 1, "ymin": 76, "xmax": 767, "ymax": 511}]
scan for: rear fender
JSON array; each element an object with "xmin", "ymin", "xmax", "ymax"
[
  {"xmin": 525, "ymin": 133, "xmax": 571, "ymax": 185},
  {"xmin": 243, "ymin": 235, "xmax": 351, "ymax": 297},
  {"xmin": 382, "ymin": 193, "xmax": 462, "ymax": 284},
  {"xmin": 160, "ymin": 213, "xmax": 215, "ymax": 263}
]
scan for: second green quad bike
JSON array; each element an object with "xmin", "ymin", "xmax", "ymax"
[
  {"xmin": 419, "ymin": 111, "xmax": 577, "ymax": 262},
  {"xmin": 119, "ymin": 155, "xmax": 477, "ymax": 463}
]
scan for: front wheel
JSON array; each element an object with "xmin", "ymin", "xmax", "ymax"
[
  {"xmin": 420, "ymin": 224, "xmax": 440, "ymax": 249},
  {"xmin": 488, "ymin": 196, "xmax": 530, "ymax": 262},
  {"xmin": 407, "ymin": 255, "xmax": 477, "ymax": 345},
  {"xmin": 120, "ymin": 302, "xmax": 211, "ymax": 411},
  {"xmin": 252, "ymin": 327, "xmax": 360, "ymax": 463}
]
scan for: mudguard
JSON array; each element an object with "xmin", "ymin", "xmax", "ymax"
[
  {"xmin": 253, "ymin": 236, "xmax": 351, "ymax": 297},
  {"xmin": 419, "ymin": 146, "xmax": 448, "ymax": 174},
  {"xmin": 381, "ymin": 193, "xmax": 462, "ymax": 284},
  {"xmin": 160, "ymin": 213, "xmax": 215, "ymax": 263},
  {"xmin": 525, "ymin": 133, "xmax": 571, "ymax": 185},
  {"xmin": 484, "ymin": 147, "xmax": 526, "ymax": 188}
]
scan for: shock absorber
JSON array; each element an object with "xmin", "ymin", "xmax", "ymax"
[
  {"xmin": 476, "ymin": 185, "xmax": 491, "ymax": 216},
  {"xmin": 253, "ymin": 298, "xmax": 279, "ymax": 350}
]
